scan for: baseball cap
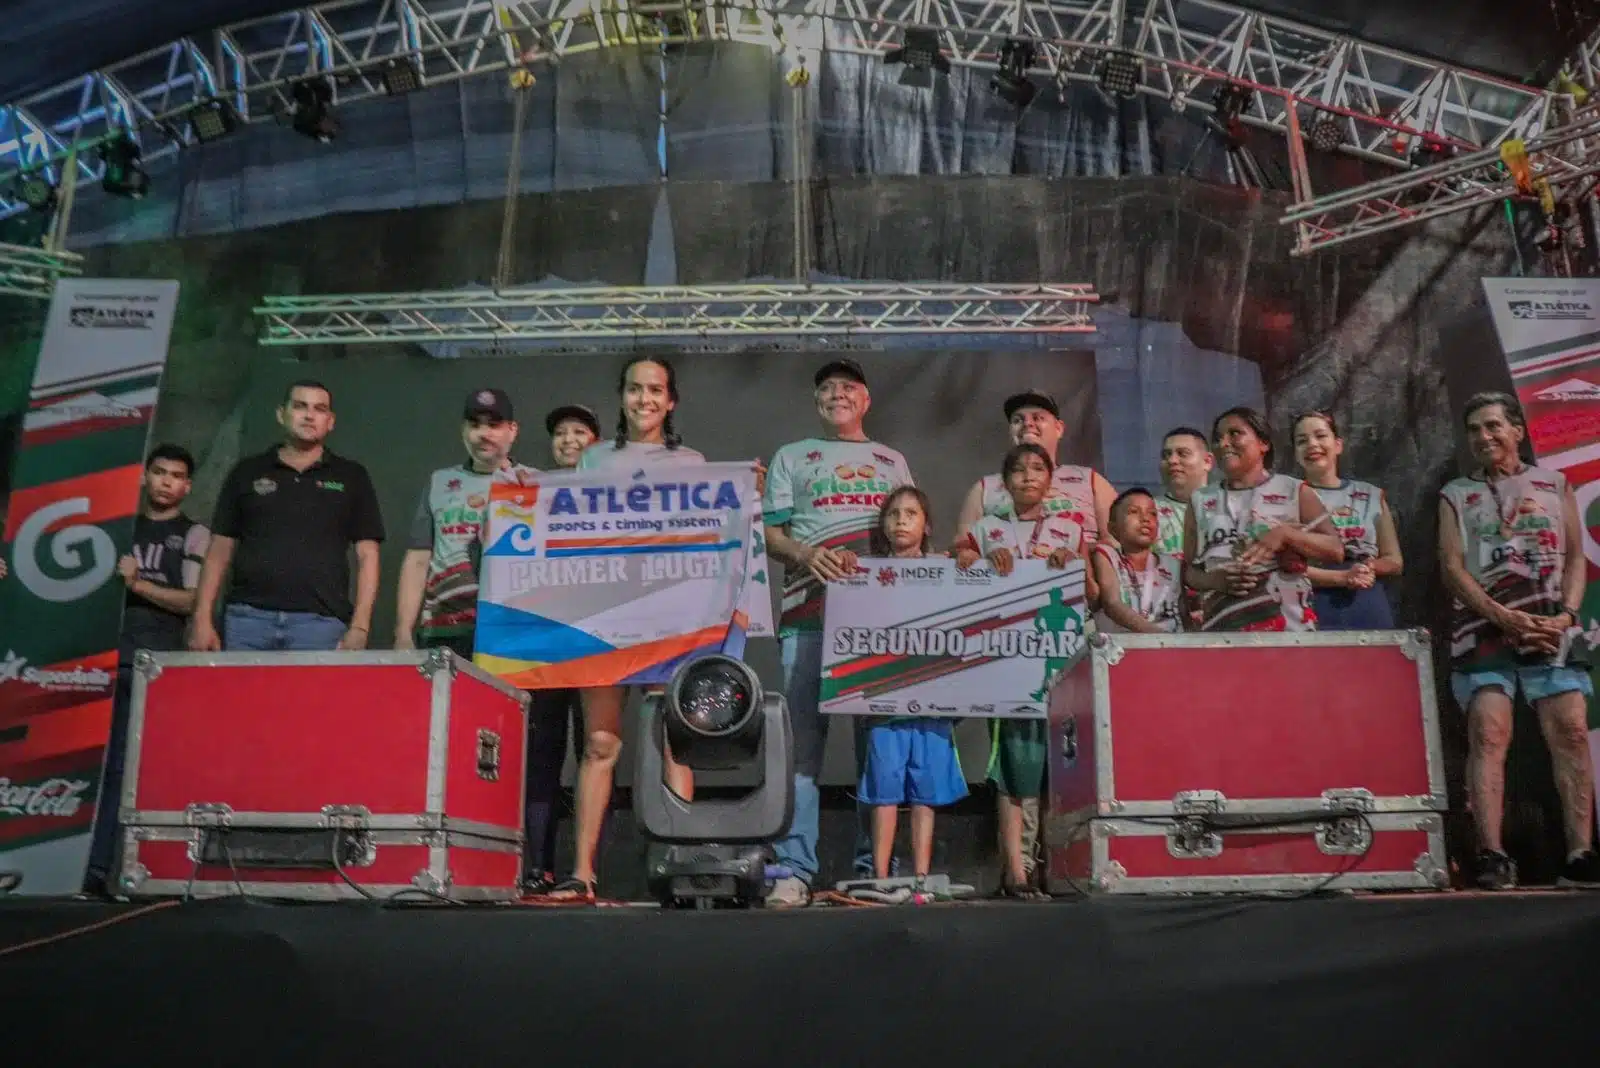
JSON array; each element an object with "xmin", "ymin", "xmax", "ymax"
[
  {"xmin": 814, "ymin": 358, "xmax": 868, "ymax": 388},
  {"xmin": 544, "ymin": 403, "xmax": 602, "ymax": 438},
  {"xmin": 464, "ymin": 387, "xmax": 514, "ymax": 422},
  {"xmin": 1003, "ymin": 389, "xmax": 1060, "ymax": 420}
]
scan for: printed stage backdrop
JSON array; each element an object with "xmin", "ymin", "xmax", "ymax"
[
  {"xmin": 0, "ymin": 279, "xmax": 179, "ymax": 896},
  {"xmin": 821, "ymin": 559, "xmax": 1089, "ymax": 719},
  {"xmin": 1484, "ymin": 278, "xmax": 1600, "ymax": 827}
]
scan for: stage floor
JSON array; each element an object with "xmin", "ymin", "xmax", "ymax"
[{"xmin": 4, "ymin": 890, "xmax": 1598, "ymax": 1067}]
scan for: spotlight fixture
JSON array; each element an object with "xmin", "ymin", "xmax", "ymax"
[
  {"xmin": 1098, "ymin": 50, "xmax": 1142, "ymax": 98},
  {"xmin": 885, "ymin": 27, "xmax": 950, "ymax": 89},
  {"xmin": 1309, "ymin": 113, "xmax": 1345, "ymax": 153},
  {"xmin": 99, "ymin": 134, "xmax": 149, "ymax": 199},
  {"xmin": 290, "ymin": 79, "xmax": 338, "ymax": 143},
  {"xmin": 991, "ymin": 39, "xmax": 1038, "ymax": 109},
  {"xmin": 189, "ymin": 99, "xmax": 240, "ymax": 144},
  {"xmin": 16, "ymin": 173, "xmax": 57, "ymax": 214},
  {"xmin": 634, "ymin": 654, "xmax": 795, "ymax": 909},
  {"xmin": 380, "ymin": 58, "xmax": 421, "ymax": 95},
  {"xmin": 1212, "ymin": 83, "xmax": 1253, "ymax": 122}
]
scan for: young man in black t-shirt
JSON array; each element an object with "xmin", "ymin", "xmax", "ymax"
[{"xmin": 85, "ymin": 443, "xmax": 210, "ymax": 896}]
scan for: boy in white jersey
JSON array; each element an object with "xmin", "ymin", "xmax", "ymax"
[
  {"xmin": 952, "ymin": 389, "xmax": 1116, "ymax": 550},
  {"xmin": 1093, "ymin": 488, "xmax": 1184, "ymax": 633},
  {"xmin": 763, "ymin": 358, "xmax": 914, "ymax": 905},
  {"xmin": 1156, "ymin": 426, "xmax": 1213, "ymax": 559}
]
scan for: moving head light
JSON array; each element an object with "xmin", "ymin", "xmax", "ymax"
[{"xmin": 635, "ymin": 654, "xmax": 794, "ymax": 908}]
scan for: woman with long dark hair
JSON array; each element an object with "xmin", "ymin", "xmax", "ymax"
[
  {"xmin": 1183, "ymin": 406, "xmax": 1343, "ymax": 632},
  {"xmin": 1291, "ymin": 410, "xmax": 1402, "ymax": 629},
  {"xmin": 550, "ymin": 355, "xmax": 700, "ymax": 900}
]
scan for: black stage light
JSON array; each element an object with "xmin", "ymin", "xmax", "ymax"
[
  {"xmin": 1098, "ymin": 50, "xmax": 1142, "ymax": 98},
  {"xmin": 99, "ymin": 134, "xmax": 149, "ymax": 199},
  {"xmin": 885, "ymin": 28, "xmax": 950, "ymax": 89},
  {"xmin": 189, "ymin": 99, "xmax": 240, "ymax": 143},
  {"xmin": 291, "ymin": 79, "xmax": 339, "ymax": 143},
  {"xmin": 634, "ymin": 654, "xmax": 795, "ymax": 908},
  {"xmin": 381, "ymin": 58, "xmax": 421, "ymax": 95},
  {"xmin": 991, "ymin": 39, "xmax": 1038, "ymax": 109},
  {"xmin": 16, "ymin": 174, "xmax": 56, "ymax": 214},
  {"xmin": 1309, "ymin": 113, "xmax": 1345, "ymax": 153}
]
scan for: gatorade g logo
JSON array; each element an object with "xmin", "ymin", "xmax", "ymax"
[{"xmin": 12, "ymin": 498, "xmax": 117, "ymax": 603}]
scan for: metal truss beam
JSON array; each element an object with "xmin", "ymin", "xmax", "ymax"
[
  {"xmin": 254, "ymin": 282, "xmax": 1099, "ymax": 345},
  {"xmin": 0, "ymin": 241, "xmax": 82, "ymax": 300},
  {"xmin": 0, "ymin": 0, "xmax": 1582, "ymax": 218}
]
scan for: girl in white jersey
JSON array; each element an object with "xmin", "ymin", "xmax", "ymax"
[
  {"xmin": 1292, "ymin": 411, "xmax": 1402, "ymax": 630},
  {"xmin": 552, "ymin": 356, "xmax": 704, "ymax": 900},
  {"xmin": 1183, "ymin": 406, "xmax": 1343, "ymax": 632},
  {"xmin": 1093, "ymin": 488, "xmax": 1184, "ymax": 633},
  {"xmin": 957, "ymin": 444, "xmax": 1080, "ymax": 899}
]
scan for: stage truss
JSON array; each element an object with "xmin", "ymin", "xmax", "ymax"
[
  {"xmin": 1, "ymin": 0, "xmax": 1592, "ymax": 231},
  {"xmin": 0, "ymin": 241, "xmax": 81, "ymax": 300},
  {"xmin": 254, "ymin": 282, "xmax": 1099, "ymax": 346}
]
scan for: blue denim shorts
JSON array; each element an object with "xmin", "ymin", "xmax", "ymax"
[{"xmin": 1449, "ymin": 664, "xmax": 1594, "ymax": 709}]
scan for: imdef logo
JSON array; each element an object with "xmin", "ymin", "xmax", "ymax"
[
  {"xmin": 1508, "ymin": 299, "xmax": 1593, "ymax": 322},
  {"xmin": 1532, "ymin": 378, "xmax": 1600, "ymax": 402},
  {"xmin": 68, "ymin": 303, "xmax": 154, "ymax": 329}
]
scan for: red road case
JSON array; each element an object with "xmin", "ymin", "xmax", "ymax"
[
  {"xmin": 115, "ymin": 649, "xmax": 529, "ymax": 902},
  {"xmin": 1045, "ymin": 629, "xmax": 1449, "ymax": 895}
]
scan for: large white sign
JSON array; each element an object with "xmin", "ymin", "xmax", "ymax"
[{"xmin": 820, "ymin": 558, "xmax": 1088, "ymax": 719}]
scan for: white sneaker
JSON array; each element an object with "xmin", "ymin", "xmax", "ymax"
[{"xmin": 766, "ymin": 876, "xmax": 810, "ymax": 908}]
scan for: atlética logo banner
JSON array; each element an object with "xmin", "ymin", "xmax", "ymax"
[
  {"xmin": 0, "ymin": 277, "xmax": 178, "ymax": 895},
  {"xmin": 473, "ymin": 462, "xmax": 769, "ymax": 688}
]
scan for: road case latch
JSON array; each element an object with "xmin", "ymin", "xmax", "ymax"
[
  {"xmin": 1320, "ymin": 788, "xmax": 1375, "ymax": 813},
  {"xmin": 183, "ymin": 803, "xmax": 234, "ymax": 828},
  {"xmin": 476, "ymin": 730, "xmax": 502, "ymax": 782},
  {"xmin": 1167, "ymin": 790, "xmax": 1226, "ymax": 859},
  {"xmin": 320, "ymin": 804, "xmax": 372, "ymax": 831},
  {"xmin": 1173, "ymin": 789, "xmax": 1227, "ymax": 816}
]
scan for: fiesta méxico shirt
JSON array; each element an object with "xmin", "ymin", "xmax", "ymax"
[{"xmin": 763, "ymin": 438, "xmax": 913, "ymax": 635}]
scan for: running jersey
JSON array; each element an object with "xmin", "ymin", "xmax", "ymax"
[
  {"xmin": 409, "ymin": 463, "xmax": 531, "ymax": 644},
  {"xmin": 1191, "ymin": 472, "xmax": 1315, "ymax": 632},
  {"xmin": 1440, "ymin": 466, "xmax": 1580, "ymax": 670},
  {"xmin": 578, "ymin": 440, "xmax": 706, "ymax": 470},
  {"xmin": 763, "ymin": 438, "xmax": 913, "ymax": 634},
  {"xmin": 1310, "ymin": 479, "xmax": 1384, "ymax": 563},
  {"xmin": 970, "ymin": 513, "xmax": 1084, "ymax": 560},
  {"xmin": 1092, "ymin": 544, "xmax": 1183, "ymax": 633},
  {"xmin": 1155, "ymin": 493, "xmax": 1188, "ymax": 558},
  {"xmin": 977, "ymin": 465, "xmax": 1101, "ymax": 544}
]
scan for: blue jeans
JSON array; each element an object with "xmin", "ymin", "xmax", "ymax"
[
  {"xmin": 771, "ymin": 631, "xmax": 877, "ymax": 883},
  {"xmin": 223, "ymin": 603, "xmax": 347, "ymax": 651}
]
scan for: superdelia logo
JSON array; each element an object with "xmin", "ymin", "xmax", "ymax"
[
  {"xmin": 0, "ymin": 651, "xmax": 112, "ymax": 694},
  {"xmin": 0, "ymin": 777, "xmax": 91, "ymax": 819}
]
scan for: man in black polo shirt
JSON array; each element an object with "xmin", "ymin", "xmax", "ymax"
[
  {"xmin": 85, "ymin": 443, "xmax": 210, "ymax": 895},
  {"xmin": 191, "ymin": 381, "xmax": 384, "ymax": 652}
]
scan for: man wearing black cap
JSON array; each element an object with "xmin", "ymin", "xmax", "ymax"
[
  {"xmin": 393, "ymin": 388, "xmax": 520, "ymax": 656},
  {"xmin": 762, "ymin": 358, "xmax": 915, "ymax": 905},
  {"xmin": 544, "ymin": 403, "xmax": 601, "ymax": 469},
  {"xmin": 951, "ymin": 388, "xmax": 1116, "ymax": 893},
  {"xmin": 192, "ymin": 380, "xmax": 384, "ymax": 652}
]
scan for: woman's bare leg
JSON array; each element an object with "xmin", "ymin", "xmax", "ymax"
[
  {"xmin": 910, "ymin": 805, "xmax": 935, "ymax": 877},
  {"xmin": 565, "ymin": 685, "xmax": 625, "ymax": 890},
  {"xmin": 999, "ymin": 794, "xmax": 1027, "ymax": 887}
]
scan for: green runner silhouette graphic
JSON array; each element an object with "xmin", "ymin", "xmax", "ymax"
[{"xmin": 1031, "ymin": 587, "xmax": 1082, "ymax": 701}]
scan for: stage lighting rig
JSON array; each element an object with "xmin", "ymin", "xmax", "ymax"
[
  {"xmin": 189, "ymin": 100, "xmax": 240, "ymax": 144},
  {"xmin": 1098, "ymin": 51, "xmax": 1142, "ymax": 99},
  {"xmin": 1309, "ymin": 113, "xmax": 1345, "ymax": 153},
  {"xmin": 885, "ymin": 28, "xmax": 950, "ymax": 89},
  {"xmin": 15, "ymin": 174, "xmax": 56, "ymax": 215},
  {"xmin": 991, "ymin": 39, "xmax": 1038, "ymax": 109},
  {"xmin": 290, "ymin": 79, "xmax": 339, "ymax": 143},
  {"xmin": 99, "ymin": 134, "xmax": 149, "ymax": 199},
  {"xmin": 381, "ymin": 58, "xmax": 421, "ymax": 96},
  {"xmin": 634, "ymin": 654, "xmax": 794, "ymax": 909}
]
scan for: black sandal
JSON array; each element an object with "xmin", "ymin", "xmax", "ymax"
[{"xmin": 545, "ymin": 876, "xmax": 597, "ymax": 901}]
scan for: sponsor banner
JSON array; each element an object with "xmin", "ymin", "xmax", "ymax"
[
  {"xmin": 474, "ymin": 461, "xmax": 765, "ymax": 688},
  {"xmin": 819, "ymin": 558, "xmax": 1089, "ymax": 719},
  {"xmin": 0, "ymin": 278, "xmax": 178, "ymax": 895}
]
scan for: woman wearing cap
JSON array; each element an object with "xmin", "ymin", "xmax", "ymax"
[
  {"xmin": 1184, "ymin": 406, "xmax": 1343, "ymax": 632},
  {"xmin": 1291, "ymin": 410, "xmax": 1402, "ymax": 630},
  {"xmin": 551, "ymin": 357, "xmax": 704, "ymax": 900},
  {"xmin": 516, "ymin": 403, "xmax": 603, "ymax": 893}
]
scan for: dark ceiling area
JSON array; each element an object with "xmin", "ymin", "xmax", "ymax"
[{"xmin": 0, "ymin": 0, "xmax": 1597, "ymax": 108}]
